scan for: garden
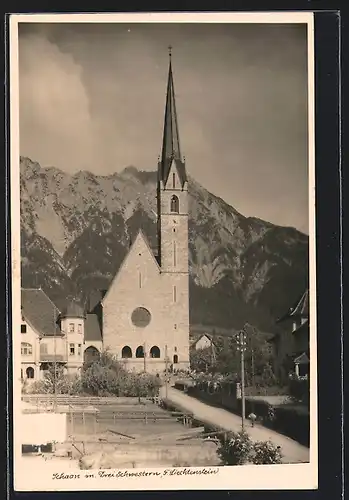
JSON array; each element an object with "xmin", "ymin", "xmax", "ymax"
[{"xmin": 24, "ymin": 350, "xmax": 162, "ymax": 399}]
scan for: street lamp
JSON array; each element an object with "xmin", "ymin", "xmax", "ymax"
[
  {"xmin": 165, "ymin": 344, "xmax": 169, "ymax": 399},
  {"xmin": 236, "ymin": 328, "xmax": 247, "ymax": 430}
]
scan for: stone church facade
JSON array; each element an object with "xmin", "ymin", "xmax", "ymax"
[{"xmin": 102, "ymin": 52, "xmax": 190, "ymax": 372}]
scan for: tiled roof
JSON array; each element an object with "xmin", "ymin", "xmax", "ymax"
[
  {"xmin": 191, "ymin": 334, "xmax": 215, "ymax": 347},
  {"xmin": 291, "ymin": 290, "xmax": 309, "ymax": 317},
  {"xmin": 21, "ymin": 288, "xmax": 62, "ymax": 337},
  {"xmin": 276, "ymin": 289, "xmax": 309, "ymax": 323},
  {"xmin": 85, "ymin": 313, "xmax": 102, "ymax": 342},
  {"xmin": 60, "ymin": 301, "xmax": 85, "ymax": 319},
  {"xmin": 294, "ymin": 352, "xmax": 309, "ymax": 364}
]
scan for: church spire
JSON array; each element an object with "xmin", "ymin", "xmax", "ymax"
[{"xmin": 159, "ymin": 47, "xmax": 186, "ymax": 186}]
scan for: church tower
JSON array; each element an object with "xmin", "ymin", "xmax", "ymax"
[
  {"xmin": 157, "ymin": 48, "xmax": 190, "ymax": 369},
  {"xmin": 157, "ymin": 48, "xmax": 189, "ymax": 273}
]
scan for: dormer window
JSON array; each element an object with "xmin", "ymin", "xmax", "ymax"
[{"xmin": 170, "ymin": 195, "xmax": 179, "ymax": 213}]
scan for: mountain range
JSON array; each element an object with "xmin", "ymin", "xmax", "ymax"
[{"xmin": 20, "ymin": 156, "xmax": 309, "ymax": 334}]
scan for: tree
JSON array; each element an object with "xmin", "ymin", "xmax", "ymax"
[
  {"xmin": 190, "ymin": 325, "xmax": 278, "ymax": 388},
  {"xmin": 189, "ymin": 346, "xmax": 213, "ymax": 372},
  {"xmin": 79, "ymin": 350, "xmax": 161, "ymax": 397},
  {"xmin": 30, "ymin": 364, "xmax": 79, "ymax": 394}
]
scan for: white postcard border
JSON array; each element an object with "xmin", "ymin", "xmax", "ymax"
[{"xmin": 9, "ymin": 11, "xmax": 317, "ymax": 491}]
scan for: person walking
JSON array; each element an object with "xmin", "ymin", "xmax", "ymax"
[{"xmin": 248, "ymin": 412, "xmax": 257, "ymax": 427}]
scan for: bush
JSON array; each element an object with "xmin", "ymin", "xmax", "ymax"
[
  {"xmin": 217, "ymin": 431, "xmax": 253, "ymax": 465},
  {"xmin": 288, "ymin": 375, "xmax": 309, "ymax": 406},
  {"xmin": 79, "ymin": 351, "xmax": 161, "ymax": 397},
  {"xmin": 29, "ymin": 352, "xmax": 162, "ymax": 399},
  {"xmin": 29, "ymin": 365, "xmax": 80, "ymax": 395},
  {"xmin": 252, "ymin": 440, "xmax": 282, "ymax": 465},
  {"xmin": 218, "ymin": 432, "xmax": 283, "ymax": 466}
]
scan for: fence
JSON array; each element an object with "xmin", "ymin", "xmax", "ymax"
[{"xmin": 21, "ymin": 394, "xmax": 193, "ymax": 442}]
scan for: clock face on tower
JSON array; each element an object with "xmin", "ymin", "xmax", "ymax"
[{"xmin": 131, "ymin": 307, "xmax": 151, "ymax": 328}]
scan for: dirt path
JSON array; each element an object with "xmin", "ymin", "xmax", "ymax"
[{"xmin": 160, "ymin": 386, "xmax": 309, "ymax": 464}]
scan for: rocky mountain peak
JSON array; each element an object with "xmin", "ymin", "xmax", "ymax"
[{"xmin": 20, "ymin": 157, "xmax": 308, "ymax": 332}]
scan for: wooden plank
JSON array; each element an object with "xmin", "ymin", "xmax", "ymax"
[
  {"xmin": 136, "ymin": 426, "xmax": 205, "ymax": 442},
  {"xmin": 106, "ymin": 429, "xmax": 136, "ymax": 440}
]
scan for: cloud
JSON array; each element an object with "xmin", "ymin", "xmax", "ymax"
[
  {"xmin": 18, "ymin": 23, "xmax": 309, "ymax": 233},
  {"xmin": 19, "ymin": 33, "xmax": 99, "ymax": 172}
]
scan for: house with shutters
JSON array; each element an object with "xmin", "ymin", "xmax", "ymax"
[
  {"xmin": 20, "ymin": 288, "xmax": 102, "ymax": 382},
  {"xmin": 271, "ymin": 289, "xmax": 310, "ymax": 380},
  {"xmin": 191, "ymin": 334, "xmax": 215, "ymax": 351}
]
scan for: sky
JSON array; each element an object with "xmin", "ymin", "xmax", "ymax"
[{"xmin": 18, "ymin": 21, "xmax": 309, "ymax": 233}]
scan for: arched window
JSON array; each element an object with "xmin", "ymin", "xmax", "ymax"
[
  {"xmin": 26, "ymin": 367, "xmax": 34, "ymax": 379},
  {"xmin": 122, "ymin": 346, "xmax": 132, "ymax": 358},
  {"xmin": 173, "ymin": 354, "xmax": 178, "ymax": 364},
  {"xmin": 21, "ymin": 342, "xmax": 32, "ymax": 356},
  {"xmin": 84, "ymin": 346, "xmax": 100, "ymax": 365},
  {"xmin": 170, "ymin": 195, "xmax": 179, "ymax": 213},
  {"xmin": 136, "ymin": 345, "xmax": 144, "ymax": 358},
  {"xmin": 150, "ymin": 346, "xmax": 161, "ymax": 358}
]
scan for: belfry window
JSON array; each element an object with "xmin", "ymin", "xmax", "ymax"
[{"xmin": 170, "ymin": 195, "xmax": 179, "ymax": 213}]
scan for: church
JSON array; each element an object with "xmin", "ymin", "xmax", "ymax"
[{"xmin": 20, "ymin": 50, "xmax": 190, "ymax": 379}]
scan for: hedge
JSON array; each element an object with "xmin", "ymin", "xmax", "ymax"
[
  {"xmin": 271, "ymin": 405, "xmax": 309, "ymax": 446},
  {"xmin": 186, "ymin": 387, "xmax": 309, "ymax": 447}
]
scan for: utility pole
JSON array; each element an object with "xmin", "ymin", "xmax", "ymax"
[
  {"xmin": 211, "ymin": 338, "xmax": 216, "ymax": 368},
  {"xmin": 236, "ymin": 328, "xmax": 247, "ymax": 430},
  {"xmin": 53, "ymin": 305, "xmax": 57, "ymax": 413},
  {"xmin": 143, "ymin": 342, "xmax": 147, "ymax": 373},
  {"xmin": 251, "ymin": 333, "xmax": 255, "ymax": 411},
  {"xmin": 165, "ymin": 344, "xmax": 169, "ymax": 399}
]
